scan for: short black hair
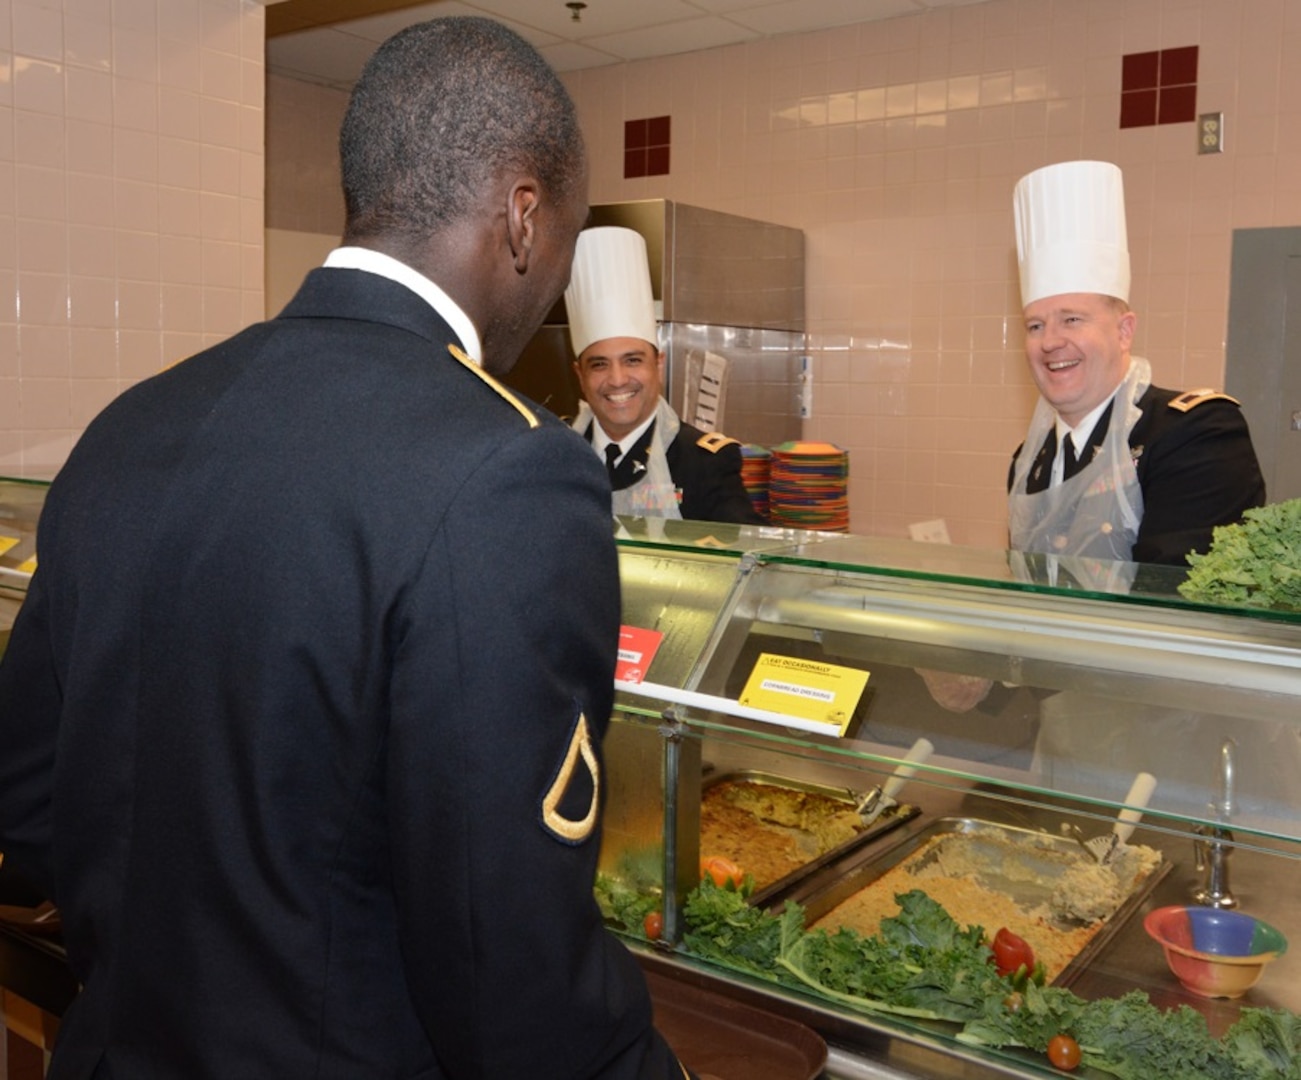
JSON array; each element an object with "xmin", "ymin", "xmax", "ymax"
[{"xmin": 339, "ymin": 17, "xmax": 584, "ymax": 239}]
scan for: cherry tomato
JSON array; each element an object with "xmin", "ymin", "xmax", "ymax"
[
  {"xmin": 1047, "ymin": 1034, "xmax": 1081, "ymax": 1071},
  {"xmin": 643, "ymin": 911, "xmax": 663, "ymax": 941},
  {"xmin": 991, "ymin": 927, "xmax": 1036, "ymax": 979},
  {"xmin": 700, "ymin": 855, "xmax": 744, "ymax": 888}
]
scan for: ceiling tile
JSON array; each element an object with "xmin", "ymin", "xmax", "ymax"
[
  {"xmin": 266, "ymin": 29, "xmax": 380, "ymax": 87},
  {"xmin": 320, "ymin": 2, "xmax": 485, "ymax": 44},
  {"xmin": 728, "ymin": 0, "xmax": 920, "ymax": 37},
  {"xmin": 263, "ymin": 0, "xmax": 999, "ymax": 86},
  {"xmin": 538, "ymin": 40, "xmax": 628, "ymax": 71},
  {"xmin": 464, "ymin": 0, "xmax": 710, "ymax": 39},
  {"xmin": 580, "ymin": 16, "xmax": 762, "ymax": 62},
  {"xmin": 682, "ymin": 0, "xmax": 780, "ymax": 11}
]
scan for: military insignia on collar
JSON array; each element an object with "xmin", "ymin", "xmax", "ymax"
[
  {"xmin": 1132, "ymin": 445, "xmax": 1144, "ymax": 462},
  {"xmin": 632, "ymin": 460, "xmax": 647, "ymax": 474},
  {"xmin": 697, "ymin": 432, "xmax": 739, "ymax": 453},
  {"xmin": 1169, "ymin": 389, "xmax": 1239, "ymax": 412}
]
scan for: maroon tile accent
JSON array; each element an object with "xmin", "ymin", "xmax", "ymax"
[
  {"xmin": 1120, "ymin": 89, "xmax": 1158, "ymax": 129},
  {"xmin": 1158, "ymin": 83, "xmax": 1197, "ymax": 124},
  {"xmin": 647, "ymin": 114, "xmax": 671, "ymax": 145},
  {"xmin": 1160, "ymin": 45, "xmax": 1198, "ymax": 86},
  {"xmin": 646, "ymin": 144, "xmax": 670, "ymax": 176},
  {"xmin": 1122, "ymin": 50, "xmax": 1160, "ymax": 91},
  {"xmin": 624, "ymin": 114, "xmax": 671, "ymax": 178},
  {"xmin": 1120, "ymin": 45, "xmax": 1199, "ymax": 129}
]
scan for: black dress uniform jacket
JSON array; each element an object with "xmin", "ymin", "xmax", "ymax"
[
  {"xmin": 1010, "ymin": 383, "xmax": 1265, "ymax": 565},
  {"xmin": 0, "ymin": 269, "xmax": 690, "ymax": 1080},
  {"xmin": 596, "ymin": 418, "xmax": 765, "ymax": 525}
]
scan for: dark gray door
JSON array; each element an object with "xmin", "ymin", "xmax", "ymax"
[{"xmin": 1225, "ymin": 228, "xmax": 1301, "ymax": 502}]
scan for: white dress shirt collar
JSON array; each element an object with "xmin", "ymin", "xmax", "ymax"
[
  {"xmin": 323, "ymin": 247, "xmax": 483, "ymax": 365},
  {"xmin": 591, "ymin": 410, "xmax": 657, "ymax": 466},
  {"xmin": 1051, "ymin": 388, "xmax": 1119, "ymax": 487}
]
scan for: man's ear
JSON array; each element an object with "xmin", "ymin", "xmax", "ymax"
[
  {"xmin": 1117, "ymin": 308, "xmax": 1137, "ymax": 347},
  {"xmin": 507, "ymin": 179, "xmax": 541, "ymax": 274}
]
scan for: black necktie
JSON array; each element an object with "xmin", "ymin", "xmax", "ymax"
[
  {"xmin": 1063, "ymin": 435, "xmax": 1079, "ymax": 479},
  {"xmin": 604, "ymin": 442, "xmax": 621, "ymax": 479}
]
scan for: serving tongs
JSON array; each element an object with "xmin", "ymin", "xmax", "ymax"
[
  {"xmin": 855, "ymin": 737, "xmax": 934, "ymax": 825},
  {"xmin": 1069, "ymin": 771, "xmax": 1157, "ymax": 865}
]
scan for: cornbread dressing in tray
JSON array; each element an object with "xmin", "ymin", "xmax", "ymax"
[
  {"xmin": 700, "ymin": 772, "xmax": 919, "ymax": 906},
  {"xmin": 792, "ymin": 817, "xmax": 1169, "ymax": 986}
]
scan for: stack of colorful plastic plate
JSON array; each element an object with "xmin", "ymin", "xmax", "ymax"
[
  {"xmin": 740, "ymin": 444, "xmax": 772, "ymax": 522},
  {"xmin": 768, "ymin": 441, "xmax": 849, "ymax": 531}
]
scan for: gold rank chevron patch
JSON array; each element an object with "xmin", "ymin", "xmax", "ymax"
[
  {"xmin": 1168, "ymin": 388, "xmax": 1240, "ymax": 412},
  {"xmin": 447, "ymin": 343, "xmax": 539, "ymax": 428},
  {"xmin": 696, "ymin": 431, "xmax": 739, "ymax": 453},
  {"xmin": 541, "ymin": 712, "xmax": 599, "ymax": 843}
]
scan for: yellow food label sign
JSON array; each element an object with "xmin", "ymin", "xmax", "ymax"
[
  {"xmin": 16, "ymin": 555, "xmax": 36, "ymax": 574},
  {"xmin": 738, "ymin": 653, "xmax": 869, "ymax": 736},
  {"xmin": 0, "ymin": 535, "xmax": 19, "ymax": 557}
]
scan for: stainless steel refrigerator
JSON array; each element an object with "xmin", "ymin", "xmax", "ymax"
[{"xmin": 502, "ymin": 199, "xmax": 806, "ymax": 448}]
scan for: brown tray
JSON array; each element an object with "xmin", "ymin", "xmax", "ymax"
[
  {"xmin": 702, "ymin": 771, "xmax": 919, "ymax": 908},
  {"xmin": 0, "ymin": 900, "xmax": 61, "ymax": 937},
  {"xmin": 645, "ymin": 969, "xmax": 827, "ymax": 1080},
  {"xmin": 793, "ymin": 816, "xmax": 1170, "ymax": 987}
]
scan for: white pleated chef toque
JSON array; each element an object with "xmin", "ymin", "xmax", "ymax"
[
  {"xmin": 1013, "ymin": 160, "xmax": 1130, "ymax": 307},
  {"xmin": 564, "ymin": 226, "xmax": 659, "ymax": 356}
]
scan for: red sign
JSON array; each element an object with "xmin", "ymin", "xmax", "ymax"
[{"xmin": 614, "ymin": 625, "xmax": 664, "ymax": 684}]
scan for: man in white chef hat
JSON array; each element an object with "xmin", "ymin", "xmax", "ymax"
[
  {"xmin": 565, "ymin": 225, "xmax": 764, "ymax": 525},
  {"xmin": 1001, "ymin": 163, "xmax": 1294, "ymax": 821},
  {"xmin": 1008, "ymin": 160, "xmax": 1264, "ymax": 566}
]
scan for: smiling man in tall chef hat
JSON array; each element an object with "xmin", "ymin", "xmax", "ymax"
[
  {"xmin": 565, "ymin": 225, "xmax": 765, "ymax": 525},
  {"xmin": 1007, "ymin": 159, "xmax": 1264, "ymax": 566}
]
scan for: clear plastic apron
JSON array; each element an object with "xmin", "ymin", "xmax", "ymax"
[
  {"xmin": 1007, "ymin": 358, "xmax": 1149, "ymax": 562},
  {"xmin": 572, "ymin": 397, "xmax": 683, "ymax": 520}
]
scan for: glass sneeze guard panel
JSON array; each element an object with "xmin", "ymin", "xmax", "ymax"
[
  {"xmin": 600, "ymin": 541, "xmax": 750, "ymax": 928},
  {"xmin": 679, "ymin": 553, "xmax": 1301, "ymax": 848},
  {"xmin": 0, "ymin": 476, "xmax": 47, "ymax": 585},
  {"xmin": 603, "ymin": 527, "xmax": 1301, "ymax": 1079},
  {"xmin": 0, "ymin": 477, "xmax": 50, "ymax": 639},
  {"xmin": 755, "ymin": 530, "xmax": 1301, "ymax": 627}
]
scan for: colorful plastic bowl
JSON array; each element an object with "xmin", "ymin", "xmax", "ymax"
[{"xmin": 1144, "ymin": 906, "xmax": 1288, "ymax": 999}]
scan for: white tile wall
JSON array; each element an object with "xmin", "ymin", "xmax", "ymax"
[
  {"xmin": 10, "ymin": 0, "xmax": 1290, "ymax": 544},
  {"xmin": 0, "ymin": 0, "xmax": 265, "ymax": 477},
  {"xmin": 557, "ymin": 0, "xmax": 1301, "ymax": 546}
]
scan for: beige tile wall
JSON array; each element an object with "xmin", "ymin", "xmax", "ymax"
[
  {"xmin": 560, "ymin": 0, "xmax": 1301, "ymax": 547},
  {"xmin": 0, "ymin": 0, "xmax": 266, "ymax": 477}
]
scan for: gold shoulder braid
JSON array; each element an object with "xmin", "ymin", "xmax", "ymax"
[
  {"xmin": 1168, "ymin": 388, "xmax": 1240, "ymax": 413},
  {"xmin": 541, "ymin": 712, "xmax": 599, "ymax": 842},
  {"xmin": 447, "ymin": 344, "xmax": 539, "ymax": 429},
  {"xmin": 696, "ymin": 431, "xmax": 740, "ymax": 453}
]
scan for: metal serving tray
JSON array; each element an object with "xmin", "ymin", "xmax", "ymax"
[
  {"xmin": 788, "ymin": 816, "xmax": 1170, "ymax": 987},
  {"xmin": 701, "ymin": 771, "xmax": 920, "ymax": 908}
]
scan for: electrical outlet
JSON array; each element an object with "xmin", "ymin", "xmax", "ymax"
[{"xmin": 1198, "ymin": 112, "xmax": 1224, "ymax": 154}]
